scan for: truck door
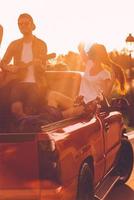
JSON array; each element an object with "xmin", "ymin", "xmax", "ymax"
[{"xmin": 99, "ymin": 111, "xmax": 122, "ymax": 174}]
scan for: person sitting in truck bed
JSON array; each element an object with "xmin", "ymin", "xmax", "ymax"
[
  {"xmin": 46, "ymin": 43, "xmax": 127, "ymax": 119},
  {"xmin": 0, "ymin": 13, "xmax": 47, "ymax": 120},
  {"xmin": 78, "ymin": 43, "xmax": 126, "ymax": 101}
]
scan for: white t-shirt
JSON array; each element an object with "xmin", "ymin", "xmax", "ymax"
[
  {"xmin": 21, "ymin": 42, "xmax": 36, "ymax": 83},
  {"xmin": 79, "ymin": 60, "xmax": 111, "ymax": 103}
]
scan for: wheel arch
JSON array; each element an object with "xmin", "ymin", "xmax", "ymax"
[
  {"xmin": 77, "ymin": 156, "xmax": 94, "ymax": 200},
  {"xmin": 115, "ymin": 138, "xmax": 134, "ymax": 183},
  {"xmin": 84, "ymin": 156, "xmax": 94, "ymax": 177},
  {"xmin": 78, "ymin": 156, "xmax": 94, "ymax": 184}
]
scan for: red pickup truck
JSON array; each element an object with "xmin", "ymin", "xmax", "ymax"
[{"xmin": 0, "ymin": 71, "xmax": 133, "ymax": 200}]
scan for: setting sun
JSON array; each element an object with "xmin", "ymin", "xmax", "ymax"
[{"xmin": 0, "ymin": 0, "xmax": 134, "ymax": 55}]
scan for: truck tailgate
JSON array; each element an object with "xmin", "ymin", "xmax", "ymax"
[{"xmin": 0, "ymin": 133, "xmax": 40, "ymax": 200}]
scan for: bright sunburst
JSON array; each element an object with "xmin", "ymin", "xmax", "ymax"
[{"xmin": 0, "ymin": 0, "xmax": 134, "ymax": 55}]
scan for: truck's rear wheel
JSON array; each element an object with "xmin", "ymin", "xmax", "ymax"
[
  {"xmin": 115, "ymin": 139, "xmax": 133, "ymax": 183},
  {"xmin": 77, "ymin": 162, "xmax": 94, "ymax": 200}
]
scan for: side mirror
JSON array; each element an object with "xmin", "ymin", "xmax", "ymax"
[{"xmin": 110, "ymin": 97, "xmax": 130, "ymax": 114}]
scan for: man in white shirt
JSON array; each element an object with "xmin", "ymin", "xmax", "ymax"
[{"xmin": 1, "ymin": 13, "xmax": 47, "ymax": 118}]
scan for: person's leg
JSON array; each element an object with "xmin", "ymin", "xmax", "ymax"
[
  {"xmin": 46, "ymin": 90, "xmax": 86, "ymax": 118},
  {"xmin": 62, "ymin": 105, "xmax": 84, "ymax": 118},
  {"xmin": 11, "ymin": 101, "xmax": 26, "ymax": 118},
  {"xmin": 23, "ymin": 83, "xmax": 41, "ymax": 114},
  {"xmin": 10, "ymin": 82, "xmax": 41, "ymax": 118},
  {"xmin": 10, "ymin": 83, "xmax": 25, "ymax": 118},
  {"xmin": 47, "ymin": 90, "xmax": 74, "ymax": 109}
]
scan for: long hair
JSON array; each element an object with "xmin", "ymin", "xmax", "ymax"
[
  {"xmin": 87, "ymin": 43, "xmax": 127, "ymax": 95},
  {"xmin": 109, "ymin": 60, "xmax": 127, "ymax": 95}
]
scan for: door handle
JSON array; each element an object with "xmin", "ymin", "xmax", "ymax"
[{"xmin": 105, "ymin": 122, "xmax": 110, "ymax": 132}]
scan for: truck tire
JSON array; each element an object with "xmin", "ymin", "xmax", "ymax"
[
  {"xmin": 77, "ymin": 162, "xmax": 94, "ymax": 200},
  {"xmin": 115, "ymin": 138, "xmax": 134, "ymax": 183}
]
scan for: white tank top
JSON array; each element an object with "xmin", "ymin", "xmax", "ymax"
[
  {"xmin": 21, "ymin": 42, "xmax": 36, "ymax": 83},
  {"xmin": 79, "ymin": 60, "xmax": 111, "ymax": 103}
]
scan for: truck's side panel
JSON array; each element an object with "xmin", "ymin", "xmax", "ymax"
[{"xmin": 0, "ymin": 135, "xmax": 40, "ymax": 199}]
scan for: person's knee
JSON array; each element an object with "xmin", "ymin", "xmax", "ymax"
[
  {"xmin": 47, "ymin": 91, "xmax": 59, "ymax": 107},
  {"xmin": 47, "ymin": 91, "xmax": 57, "ymax": 99},
  {"xmin": 11, "ymin": 101, "xmax": 24, "ymax": 117}
]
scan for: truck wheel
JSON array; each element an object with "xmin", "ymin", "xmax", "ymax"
[
  {"xmin": 116, "ymin": 139, "xmax": 133, "ymax": 183},
  {"xmin": 77, "ymin": 162, "xmax": 94, "ymax": 200}
]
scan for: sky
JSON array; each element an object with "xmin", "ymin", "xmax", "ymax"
[{"xmin": 0, "ymin": 0, "xmax": 134, "ymax": 56}]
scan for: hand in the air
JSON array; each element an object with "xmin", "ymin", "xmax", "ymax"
[{"xmin": 78, "ymin": 42, "xmax": 85, "ymax": 53}]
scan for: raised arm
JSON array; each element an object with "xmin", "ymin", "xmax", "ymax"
[
  {"xmin": 78, "ymin": 42, "xmax": 89, "ymax": 64},
  {"xmin": 0, "ymin": 25, "xmax": 3, "ymax": 46},
  {"xmin": 0, "ymin": 42, "xmax": 14, "ymax": 70}
]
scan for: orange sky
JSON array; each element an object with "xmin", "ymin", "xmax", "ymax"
[{"xmin": 0, "ymin": 0, "xmax": 134, "ymax": 55}]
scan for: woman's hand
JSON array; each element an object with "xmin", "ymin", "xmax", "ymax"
[
  {"xmin": 78, "ymin": 42, "xmax": 88, "ymax": 63},
  {"xmin": 74, "ymin": 95, "xmax": 85, "ymax": 107},
  {"xmin": 78, "ymin": 42, "xmax": 85, "ymax": 53}
]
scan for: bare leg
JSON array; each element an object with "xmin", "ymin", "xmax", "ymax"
[
  {"xmin": 46, "ymin": 90, "xmax": 85, "ymax": 118},
  {"xmin": 47, "ymin": 90, "xmax": 74, "ymax": 109},
  {"xmin": 62, "ymin": 105, "xmax": 84, "ymax": 118}
]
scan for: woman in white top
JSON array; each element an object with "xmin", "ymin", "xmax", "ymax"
[
  {"xmin": 46, "ymin": 43, "xmax": 127, "ymax": 119},
  {"xmin": 78, "ymin": 43, "xmax": 126, "ymax": 102},
  {"xmin": 78, "ymin": 43, "xmax": 113, "ymax": 104},
  {"xmin": 79, "ymin": 59, "xmax": 111, "ymax": 103},
  {"xmin": 61, "ymin": 43, "xmax": 127, "ymax": 118}
]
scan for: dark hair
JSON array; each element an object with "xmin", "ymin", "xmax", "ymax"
[
  {"xmin": 18, "ymin": 13, "xmax": 36, "ymax": 30},
  {"xmin": 87, "ymin": 43, "xmax": 109, "ymax": 62},
  {"xmin": 109, "ymin": 60, "xmax": 127, "ymax": 94},
  {"xmin": 87, "ymin": 43, "xmax": 127, "ymax": 94}
]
